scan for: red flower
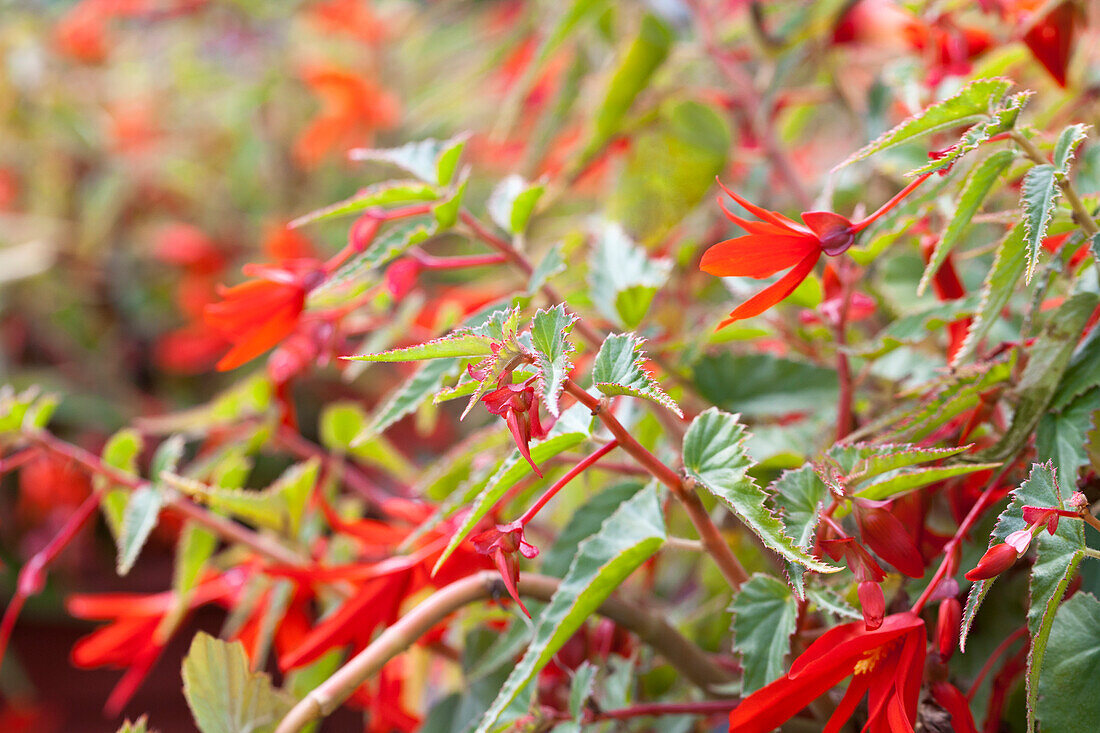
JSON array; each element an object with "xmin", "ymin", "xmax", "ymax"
[
  {"xmin": 67, "ymin": 574, "xmax": 241, "ymax": 715},
  {"xmin": 294, "ymin": 65, "xmax": 401, "ymax": 168},
  {"xmin": 964, "ymin": 542, "xmax": 1020, "ymax": 581},
  {"xmin": 728, "ymin": 612, "xmax": 926, "ymax": 733},
  {"xmin": 936, "ymin": 597, "xmax": 962, "ymax": 660},
  {"xmin": 822, "ymin": 536, "xmax": 887, "ymax": 630},
  {"xmin": 471, "ymin": 520, "xmax": 539, "ymax": 616},
  {"xmin": 702, "ymin": 173, "xmax": 932, "ymax": 325},
  {"xmin": 480, "ymin": 376, "xmax": 547, "ymax": 477},
  {"xmin": 306, "ymin": 0, "xmax": 388, "ymax": 44},
  {"xmin": 1021, "ymin": 0, "xmax": 1081, "ymax": 87},
  {"xmin": 204, "ymin": 262, "xmax": 323, "ymax": 371}
]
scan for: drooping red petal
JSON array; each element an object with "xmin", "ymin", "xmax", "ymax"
[
  {"xmin": 715, "ymin": 178, "xmax": 807, "ymax": 232},
  {"xmin": 823, "ymin": 671, "xmax": 872, "ymax": 733},
  {"xmin": 859, "ymin": 506, "xmax": 926, "ymax": 578},
  {"xmin": 700, "ymin": 234, "xmax": 819, "ymax": 278},
  {"xmin": 1022, "ymin": 1, "xmax": 1078, "ymax": 87},
  {"xmin": 931, "ymin": 681, "xmax": 979, "ymax": 733},
  {"xmin": 718, "ymin": 251, "xmax": 821, "ymax": 326},
  {"xmin": 716, "ymin": 197, "xmax": 803, "ymax": 237},
  {"xmin": 214, "ymin": 304, "xmax": 302, "ymax": 371}
]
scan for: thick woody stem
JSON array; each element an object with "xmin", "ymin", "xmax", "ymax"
[
  {"xmin": 562, "ymin": 380, "xmax": 749, "ymax": 590},
  {"xmin": 273, "ymin": 571, "xmax": 736, "ymax": 733}
]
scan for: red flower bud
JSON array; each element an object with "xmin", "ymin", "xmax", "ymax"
[
  {"xmin": 857, "ymin": 580, "xmax": 885, "ymax": 630},
  {"xmin": 936, "ymin": 598, "xmax": 962, "ymax": 661},
  {"xmin": 964, "ymin": 543, "xmax": 1019, "ymax": 581}
]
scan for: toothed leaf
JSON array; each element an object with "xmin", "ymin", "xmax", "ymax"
[
  {"xmin": 1021, "ymin": 163, "xmax": 1061, "ymax": 284},
  {"xmin": 349, "ymin": 133, "xmax": 470, "ymax": 186},
  {"xmin": 488, "ymin": 175, "xmax": 546, "ymax": 234},
  {"xmin": 909, "ymin": 91, "xmax": 1029, "ymax": 176},
  {"xmin": 347, "ymin": 333, "xmax": 495, "ymax": 362},
  {"xmin": 588, "ymin": 221, "xmax": 671, "ymax": 329},
  {"xmin": 729, "ymin": 574, "xmax": 798, "ymax": 694},
  {"xmin": 182, "ymin": 633, "xmax": 293, "ymax": 733},
  {"xmin": 530, "ymin": 305, "xmax": 577, "ymax": 417},
  {"xmin": 592, "ymin": 333, "xmax": 681, "ymax": 417},
  {"xmin": 682, "ymin": 408, "xmax": 838, "ymax": 573},
  {"xmin": 1052, "ymin": 123, "xmax": 1089, "ymax": 173},
  {"xmin": 919, "ymin": 150, "xmax": 1016, "ymax": 295},
  {"xmin": 953, "ymin": 222, "xmax": 1027, "ymax": 366},
  {"xmin": 288, "ymin": 180, "xmax": 439, "ymax": 228},
  {"xmin": 769, "ymin": 465, "xmax": 828, "ymax": 598},
  {"xmin": 838, "ymin": 78, "xmax": 1014, "ymax": 169}
]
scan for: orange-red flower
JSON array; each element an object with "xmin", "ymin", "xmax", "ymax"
[
  {"xmin": 728, "ymin": 612, "xmax": 926, "ymax": 733},
  {"xmin": 294, "ymin": 65, "xmax": 401, "ymax": 168},
  {"xmin": 204, "ymin": 261, "xmax": 323, "ymax": 371},
  {"xmin": 702, "ymin": 174, "xmax": 932, "ymax": 326},
  {"xmin": 306, "ymin": 0, "xmax": 387, "ymax": 44}
]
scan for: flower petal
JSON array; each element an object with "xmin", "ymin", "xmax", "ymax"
[
  {"xmin": 716, "ymin": 178, "xmax": 808, "ymax": 232},
  {"xmin": 700, "ymin": 234, "xmax": 819, "ymax": 278},
  {"xmin": 718, "ymin": 251, "xmax": 821, "ymax": 326}
]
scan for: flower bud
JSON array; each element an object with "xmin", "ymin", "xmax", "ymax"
[
  {"xmin": 857, "ymin": 580, "xmax": 885, "ymax": 630},
  {"xmin": 936, "ymin": 598, "xmax": 961, "ymax": 661},
  {"xmin": 964, "ymin": 543, "xmax": 1019, "ymax": 581}
]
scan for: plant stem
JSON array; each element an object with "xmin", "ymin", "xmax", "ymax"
[
  {"xmin": 28, "ymin": 431, "xmax": 309, "ymax": 568},
  {"xmin": 408, "ymin": 249, "xmax": 508, "ymax": 270},
  {"xmin": 566, "ymin": 700, "xmax": 739, "ymax": 724},
  {"xmin": 912, "ymin": 462, "xmax": 1015, "ymax": 614},
  {"xmin": 562, "ymin": 380, "xmax": 749, "ymax": 590},
  {"xmin": 458, "ymin": 209, "xmax": 605, "ymax": 350},
  {"xmin": 518, "ymin": 440, "xmax": 619, "ymax": 525},
  {"xmin": 1012, "ymin": 130, "xmax": 1099, "ymax": 236},
  {"xmin": 273, "ymin": 571, "xmax": 737, "ymax": 733}
]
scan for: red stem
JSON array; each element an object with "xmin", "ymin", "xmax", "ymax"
[
  {"xmin": 967, "ymin": 626, "xmax": 1028, "ymax": 702},
  {"xmin": 408, "ymin": 249, "xmax": 508, "ymax": 270},
  {"xmin": 562, "ymin": 380, "xmax": 749, "ymax": 589},
  {"xmin": 518, "ymin": 440, "xmax": 619, "ymax": 525},
  {"xmin": 853, "ymin": 172, "xmax": 935, "ymax": 233},
  {"xmin": 912, "ymin": 463, "xmax": 1015, "ymax": 614},
  {"xmin": 0, "ymin": 490, "xmax": 100, "ymax": 665},
  {"xmin": 324, "ymin": 203, "xmax": 434, "ymax": 274}
]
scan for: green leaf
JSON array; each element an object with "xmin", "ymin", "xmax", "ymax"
[
  {"xmin": 729, "ymin": 574, "xmax": 798, "ymax": 694},
  {"xmin": 288, "ymin": 181, "xmax": 439, "ymax": 228},
  {"xmin": 975, "ymin": 291, "xmax": 1100, "ymax": 462},
  {"xmin": 838, "ymin": 78, "xmax": 1014, "ymax": 169},
  {"xmin": 432, "ymin": 411, "xmax": 591, "ymax": 575},
  {"xmin": 960, "ymin": 463, "xmax": 1087, "ymax": 731},
  {"xmin": 568, "ymin": 661, "xmax": 597, "ymax": 721},
  {"xmin": 858, "ymin": 295, "xmax": 980, "ymax": 358},
  {"xmin": 349, "ymin": 133, "xmax": 470, "ymax": 186},
  {"xmin": 610, "ymin": 99, "xmax": 731, "ymax": 240},
  {"xmin": 953, "ymin": 222, "xmax": 1027, "ymax": 366},
  {"xmin": 918, "ymin": 150, "xmax": 1016, "ymax": 295},
  {"xmin": 474, "ymin": 484, "xmax": 666, "ymax": 733},
  {"xmin": 591, "ymin": 333, "xmax": 681, "ymax": 417},
  {"xmin": 310, "ymin": 220, "xmax": 437, "ymax": 302},
  {"xmin": 181, "ymin": 632, "xmax": 293, "ymax": 733},
  {"xmin": 96, "ymin": 428, "xmax": 143, "ymax": 540},
  {"xmin": 151, "ymin": 435, "xmax": 186, "ymax": 483},
  {"xmin": 1037, "ymin": 592, "xmax": 1100, "ymax": 732},
  {"xmin": 346, "ymin": 333, "xmax": 494, "ymax": 362},
  {"xmin": 177, "ymin": 459, "xmax": 319, "ymax": 537},
  {"xmin": 769, "ymin": 466, "xmax": 829, "ymax": 598},
  {"xmin": 530, "ymin": 305, "xmax": 577, "ymax": 418},
  {"xmin": 320, "ymin": 402, "xmax": 367, "ymax": 451},
  {"xmin": 117, "ymin": 485, "xmax": 166, "ymax": 576},
  {"xmin": 488, "ymin": 175, "xmax": 546, "ymax": 235},
  {"xmin": 1051, "ymin": 325, "xmax": 1100, "ymax": 411},
  {"xmin": 1021, "ymin": 163, "xmax": 1060, "ymax": 284},
  {"xmin": 692, "ymin": 352, "xmax": 838, "ymax": 418},
  {"xmin": 1038, "ymin": 388, "xmax": 1100, "ymax": 492},
  {"xmin": 908, "ymin": 91, "xmax": 1028, "ymax": 176},
  {"xmin": 886, "ymin": 361, "xmax": 1012, "ymax": 442},
  {"xmin": 580, "ymin": 14, "xmax": 674, "ymax": 165},
  {"xmin": 1052, "ymin": 123, "xmax": 1089, "ymax": 173},
  {"xmin": 682, "ymin": 408, "xmax": 838, "ymax": 573},
  {"xmin": 541, "ymin": 481, "xmax": 645, "ymax": 578},
  {"xmin": 854, "ymin": 462, "xmax": 1001, "ymax": 501},
  {"xmin": 527, "ymin": 243, "xmax": 566, "ymax": 295},
  {"xmin": 433, "ymin": 178, "xmax": 468, "ymax": 229},
  {"xmin": 587, "ymin": 221, "xmax": 671, "ymax": 328},
  {"xmin": 360, "ymin": 358, "xmax": 462, "ymax": 439},
  {"xmin": 805, "ymin": 586, "xmax": 861, "ymax": 620}
]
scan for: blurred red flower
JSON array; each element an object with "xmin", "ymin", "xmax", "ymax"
[{"xmin": 294, "ymin": 65, "xmax": 401, "ymax": 168}]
